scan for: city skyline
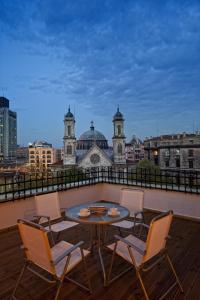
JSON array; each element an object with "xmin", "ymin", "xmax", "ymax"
[{"xmin": 1, "ymin": 0, "xmax": 200, "ymax": 147}]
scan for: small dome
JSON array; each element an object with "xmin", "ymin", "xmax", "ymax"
[
  {"xmin": 65, "ymin": 107, "xmax": 74, "ymax": 119},
  {"xmin": 130, "ymin": 135, "xmax": 142, "ymax": 145},
  {"xmin": 113, "ymin": 107, "xmax": 124, "ymax": 120}
]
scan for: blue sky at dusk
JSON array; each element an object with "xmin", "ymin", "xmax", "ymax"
[{"xmin": 0, "ymin": 0, "xmax": 200, "ymax": 147}]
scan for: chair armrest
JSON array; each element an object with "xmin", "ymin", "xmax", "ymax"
[
  {"xmin": 60, "ymin": 207, "xmax": 66, "ymax": 219},
  {"xmin": 129, "ymin": 211, "xmax": 143, "ymax": 218},
  {"xmin": 33, "ymin": 214, "xmax": 50, "ymax": 221},
  {"xmin": 114, "ymin": 235, "xmax": 146, "ymax": 255},
  {"xmin": 166, "ymin": 235, "xmax": 172, "ymax": 240},
  {"xmin": 54, "ymin": 241, "xmax": 84, "ymax": 265},
  {"xmin": 141, "ymin": 223, "xmax": 149, "ymax": 229}
]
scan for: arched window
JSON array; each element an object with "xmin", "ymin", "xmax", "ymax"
[
  {"xmin": 118, "ymin": 143, "xmax": 122, "ymax": 154},
  {"xmin": 67, "ymin": 145, "xmax": 72, "ymax": 155},
  {"xmin": 117, "ymin": 125, "xmax": 121, "ymax": 136},
  {"xmin": 67, "ymin": 125, "xmax": 71, "ymax": 136}
]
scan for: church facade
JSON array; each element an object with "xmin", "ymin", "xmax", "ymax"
[{"xmin": 63, "ymin": 108, "xmax": 126, "ymax": 169}]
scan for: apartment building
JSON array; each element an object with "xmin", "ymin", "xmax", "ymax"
[{"xmin": 144, "ymin": 132, "xmax": 200, "ymax": 170}]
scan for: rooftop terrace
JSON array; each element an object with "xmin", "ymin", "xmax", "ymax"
[
  {"xmin": 0, "ymin": 169, "xmax": 200, "ymax": 299},
  {"xmin": 0, "ymin": 210, "xmax": 200, "ymax": 300}
]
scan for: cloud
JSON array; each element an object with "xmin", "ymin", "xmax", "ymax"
[{"xmin": 0, "ymin": 0, "xmax": 200, "ymax": 142}]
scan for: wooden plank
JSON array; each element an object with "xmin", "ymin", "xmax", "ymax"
[{"xmin": 0, "ymin": 212, "xmax": 199, "ymax": 300}]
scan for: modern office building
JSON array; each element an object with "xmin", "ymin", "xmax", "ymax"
[
  {"xmin": 0, "ymin": 97, "xmax": 17, "ymax": 161},
  {"xmin": 144, "ymin": 133, "xmax": 200, "ymax": 170}
]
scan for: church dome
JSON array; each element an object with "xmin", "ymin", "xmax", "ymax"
[{"xmin": 77, "ymin": 121, "xmax": 108, "ymax": 150}]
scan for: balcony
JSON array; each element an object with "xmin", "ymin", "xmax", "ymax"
[{"xmin": 0, "ymin": 169, "xmax": 200, "ymax": 299}]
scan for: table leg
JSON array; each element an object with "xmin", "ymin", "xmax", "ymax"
[{"xmin": 97, "ymin": 224, "xmax": 107, "ymax": 286}]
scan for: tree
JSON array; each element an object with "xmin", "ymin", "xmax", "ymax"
[{"xmin": 136, "ymin": 159, "xmax": 160, "ymax": 172}]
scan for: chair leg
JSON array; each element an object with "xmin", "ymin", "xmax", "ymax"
[
  {"xmin": 81, "ymin": 249, "xmax": 92, "ymax": 293},
  {"xmin": 118, "ymin": 227, "xmax": 123, "ymax": 236},
  {"xmin": 102, "ymin": 225, "xmax": 107, "ymax": 245},
  {"xmin": 55, "ymin": 231, "xmax": 61, "ymax": 243},
  {"xmin": 54, "ymin": 280, "xmax": 64, "ymax": 300},
  {"xmin": 136, "ymin": 269, "xmax": 150, "ymax": 300},
  {"xmin": 10, "ymin": 262, "xmax": 27, "ymax": 300},
  {"xmin": 166, "ymin": 254, "xmax": 184, "ymax": 293},
  {"xmin": 107, "ymin": 242, "xmax": 117, "ymax": 285}
]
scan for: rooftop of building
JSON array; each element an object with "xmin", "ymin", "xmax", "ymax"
[
  {"xmin": 145, "ymin": 132, "xmax": 200, "ymax": 141},
  {"xmin": 0, "ymin": 96, "xmax": 9, "ymax": 108},
  {"xmin": 29, "ymin": 140, "xmax": 52, "ymax": 148}
]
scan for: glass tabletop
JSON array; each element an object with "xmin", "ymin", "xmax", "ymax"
[{"xmin": 65, "ymin": 201, "xmax": 130, "ymax": 225}]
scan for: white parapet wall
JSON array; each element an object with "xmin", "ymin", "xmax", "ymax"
[
  {"xmin": 100, "ymin": 183, "xmax": 200, "ymax": 221},
  {"xmin": 0, "ymin": 183, "xmax": 199, "ymax": 230},
  {"xmin": 0, "ymin": 185, "xmax": 103, "ymax": 230}
]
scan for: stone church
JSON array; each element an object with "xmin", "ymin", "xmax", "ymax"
[{"xmin": 63, "ymin": 107, "xmax": 126, "ymax": 169}]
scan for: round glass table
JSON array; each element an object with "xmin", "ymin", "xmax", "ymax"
[{"xmin": 65, "ymin": 201, "xmax": 130, "ymax": 285}]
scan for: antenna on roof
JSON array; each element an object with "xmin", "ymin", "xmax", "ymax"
[
  {"xmin": 192, "ymin": 121, "xmax": 195, "ymax": 134},
  {"xmin": 1, "ymin": 87, "xmax": 7, "ymax": 97}
]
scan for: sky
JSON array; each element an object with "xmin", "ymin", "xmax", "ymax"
[{"xmin": 0, "ymin": 0, "xmax": 200, "ymax": 147}]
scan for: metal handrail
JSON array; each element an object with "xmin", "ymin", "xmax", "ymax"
[{"xmin": 0, "ymin": 166, "xmax": 199, "ymax": 202}]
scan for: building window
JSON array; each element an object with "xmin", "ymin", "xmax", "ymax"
[
  {"xmin": 176, "ymin": 159, "xmax": 180, "ymax": 168},
  {"xmin": 188, "ymin": 149, "xmax": 194, "ymax": 157},
  {"xmin": 175, "ymin": 149, "xmax": 180, "ymax": 155},
  {"xmin": 117, "ymin": 143, "xmax": 122, "ymax": 155},
  {"xmin": 165, "ymin": 160, "xmax": 169, "ymax": 167},
  {"xmin": 189, "ymin": 160, "xmax": 193, "ymax": 169},
  {"xmin": 68, "ymin": 125, "xmax": 71, "ymax": 136},
  {"xmin": 67, "ymin": 145, "xmax": 72, "ymax": 155},
  {"xmin": 153, "ymin": 150, "xmax": 158, "ymax": 156},
  {"xmin": 165, "ymin": 149, "xmax": 170, "ymax": 157},
  {"xmin": 117, "ymin": 125, "xmax": 121, "ymax": 136}
]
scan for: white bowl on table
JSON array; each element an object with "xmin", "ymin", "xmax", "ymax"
[
  {"xmin": 108, "ymin": 207, "xmax": 120, "ymax": 216},
  {"xmin": 78, "ymin": 208, "xmax": 90, "ymax": 217}
]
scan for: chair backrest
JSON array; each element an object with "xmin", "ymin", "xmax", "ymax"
[
  {"xmin": 35, "ymin": 192, "xmax": 61, "ymax": 221},
  {"xmin": 18, "ymin": 219, "xmax": 56, "ymax": 275},
  {"xmin": 142, "ymin": 211, "xmax": 173, "ymax": 263},
  {"xmin": 120, "ymin": 188, "xmax": 144, "ymax": 213}
]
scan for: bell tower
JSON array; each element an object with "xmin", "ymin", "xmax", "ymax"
[
  {"xmin": 63, "ymin": 107, "xmax": 76, "ymax": 165},
  {"xmin": 112, "ymin": 107, "xmax": 126, "ymax": 164}
]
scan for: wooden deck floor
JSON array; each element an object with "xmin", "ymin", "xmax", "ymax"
[{"xmin": 0, "ymin": 212, "xmax": 200, "ymax": 300}]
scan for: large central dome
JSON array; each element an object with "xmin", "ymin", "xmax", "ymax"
[{"xmin": 77, "ymin": 121, "xmax": 108, "ymax": 150}]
